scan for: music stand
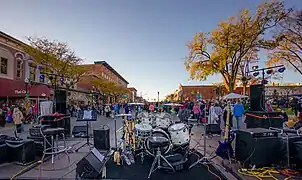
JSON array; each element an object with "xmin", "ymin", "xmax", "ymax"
[{"xmin": 75, "ymin": 110, "xmax": 97, "ymax": 152}]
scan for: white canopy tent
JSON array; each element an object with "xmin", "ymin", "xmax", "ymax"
[{"xmin": 223, "ymin": 93, "xmax": 248, "ymax": 99}]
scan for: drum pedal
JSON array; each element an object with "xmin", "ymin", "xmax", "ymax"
[
  {"xmin": 121, "ymin": 153, "xmax": 132, "ymax": 165},
  {"xmin": 125, "ymin": 151, "xmax": 135, "ymax": 164}
]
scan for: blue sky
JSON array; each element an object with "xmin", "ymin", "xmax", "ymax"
[{"xmin": 1, "ymin": 0, "xmax": 301, "ymax": 100}]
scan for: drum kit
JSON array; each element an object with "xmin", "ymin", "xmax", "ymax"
[{"xmin": 114, "ymin": 103, "xmax": 193, "ymax": 178}]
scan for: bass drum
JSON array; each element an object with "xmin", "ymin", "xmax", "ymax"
[{"xmin": 144, "ymin": 128, "xmax": 172, "ymax": 157}]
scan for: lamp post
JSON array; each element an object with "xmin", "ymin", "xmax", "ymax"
[
  {"xmin": 24, "ymin": 78, "xmax": 29, "ymax": 99},
  {"xmin": 157, "ymin": 91, "xmax": 159, "ymax": 103}
]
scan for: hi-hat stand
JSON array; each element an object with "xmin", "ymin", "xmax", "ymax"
[{"xmin": 114, "ymin": 114, "xmax": 132, "ymax": 150}]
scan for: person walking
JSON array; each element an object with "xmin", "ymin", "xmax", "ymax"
[
  {"xmin": 233, "ymin": 100, "xmax": 245, "ymax": 130},
  {"xmin": 12, "ymin": 107, "xmax": 23, "ymax": 134}
]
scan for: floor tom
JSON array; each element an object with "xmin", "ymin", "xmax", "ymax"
[{"xmin": 168, "ymin": 123, "xmax": 190, "ymax": 146}]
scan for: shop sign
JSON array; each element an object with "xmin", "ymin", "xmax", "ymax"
[{"xmin": 14, "ymin": 90, "xmax": 26, "ymax": 94}]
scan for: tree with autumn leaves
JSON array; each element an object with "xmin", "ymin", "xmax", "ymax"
[
  {"xmin": 185, "ymin": 1, "xmax": 291, "ymax": 93},
  {"xmin": 23, "ymin": 37, "xmax": 87, "ymax": 88},
  {"xmin": 267, "ymin": 10, "xmax": 302, "ymax": 75}
]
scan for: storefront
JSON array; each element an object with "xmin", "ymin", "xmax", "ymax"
[{"xmin": 0, "ymin": 78, "xmax": 51, "ymax": 104}]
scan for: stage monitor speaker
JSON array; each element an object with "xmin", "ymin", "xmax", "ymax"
[
  {"xmin": 93, "ymin": 126, "xmax": 110, "ymax": 150},
  {"xmin": 245, "ymin": 111, "xmax": 283, "ymax": 129},
  {"xmin": 55, "ymin": 90, "xmax": 67, "ymax": 114},
  {"xmin": 250, "ymin": 84, "xmax": 264, "ymax": 111},
  {"xmin": 76, "ymin": 148, "xmax": 109, "ymax": 179},
  {"xmin": 235, "ymin": 128, "xmax": 281, "ymax": 167}
]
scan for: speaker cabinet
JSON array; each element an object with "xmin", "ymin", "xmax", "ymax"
[
  {"xmin": 245, "ymin": 111, "xmax": 283, "ymax": 129},
  {"xmin": 235, "ymin": 128, "xmax": 281, "ymax": 167},
  {"xmin": 76, "ymin": 148, "xmax": 109, "ymax": 179},
  {"xmin": 93, "ymin": 126, "xmax": 110, "ymax": 150},
  {"xmin": 250, "ymin": 84, "xmax": 264, "ymax": 111},
  {"xmin": 55, "ymin": 90, "xmax": 67, "ymax": 114}
]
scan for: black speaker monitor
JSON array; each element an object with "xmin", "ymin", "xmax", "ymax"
[
  {"xmin": 93, "ymin": 126, "xmax": 110, "ymax": 150},
  {"xmin": 76, "ymin": 148, "xmax": 109, "ymax": 179},
  {"xmin": 250, "ymin": 84, "xmax": 265, "ymax": 111},
  {"xmin": 55, "ymin": 90, "xmax": 67, "ymax": 114}
]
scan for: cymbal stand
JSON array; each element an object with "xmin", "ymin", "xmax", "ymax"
[{"xmin": 189, "ymin": 123, "xmax": 211, "ymax": 168}]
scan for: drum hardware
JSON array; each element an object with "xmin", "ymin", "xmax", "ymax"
[
  {"xmin": 189, "ymin": 123, "xmax": 211, "ymax": 168},
  {"xmin": 147, "ymin": 136, "xmax": 175, "ymax": 179},
  {"xmin": 113, "ymin": 114, "xmax": 132, "ymax": 166},
  {"xmin": 134, "ymin": 123, "xmax": 153, "ymax": 163}
]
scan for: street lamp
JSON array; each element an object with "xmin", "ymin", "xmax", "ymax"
[
  {"xmin": 157, "ymin": 91, "xmax": 159, "ymax": 102},
  {"xmin": 24, "ymin": 78, "xmax": 29, "ymax": 99}
]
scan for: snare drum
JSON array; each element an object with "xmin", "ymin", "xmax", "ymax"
[
  {"xmin": 154, "ymin": 117, "xmax": 171, "ymax": 129},
  {"xmin": 168, "ymin": 123, "xmax": 190, "ymax": 146},
  {"xmin": 134, "ymin": 123, "xmax": 152, "ymax": 139}
]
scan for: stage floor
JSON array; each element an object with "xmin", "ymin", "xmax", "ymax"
[{"xmin": 105, "ymin": 152, "xmax": 227, "ymax": 180}]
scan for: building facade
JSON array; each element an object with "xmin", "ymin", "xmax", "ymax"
[
  {"xmin": 77, "ymin": 61, "xmax": 129, "ymax": 103},
  {"xmin": 174, "ymin": 84, "xmax": 302, "ymax": 102},
  {"xmin": 127, "ymin": 87, "xmax": 137, "ymax": 102},
  {"xmin": 175, "ymin": 85, "xmax": 217, "ymax": 101},
  {"xmin": 0, "ymin": 31, "xmax": 51, "ymax": 104}
]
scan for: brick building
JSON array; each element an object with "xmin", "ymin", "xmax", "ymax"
[
  {"xmin": 78, "ymin": 61, "xmax": 129, "ymax": 103},
  {"xmin": 0, "ymin": 31, "xmax": 51, "ymax": 104},
  {"xmin": 174, "ymin": 84, "xmax": 302, "ymax": 102},
  {"xmin": 127, "ymin": 87, "xmax": 137, "ymax": 102},
  {"xmin": 175, "ymin": 84, "xmax": 217, "ymax": 101}
]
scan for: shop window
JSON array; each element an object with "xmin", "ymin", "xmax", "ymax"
[
  {"xmin": 0, "ymin": 57, "xmax": 8, "ymax": 74},
  {"xmin": 29, "ymin": 66, "xmax": 36, "ymax": 81},
  {"xmin": 16, "ymin": 60, "xmax": 22, "ymax": 78}
]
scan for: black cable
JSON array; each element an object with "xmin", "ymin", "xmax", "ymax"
[{"xmin": 242, "ymin": 138, "xmax": 257, "ymax": 167}]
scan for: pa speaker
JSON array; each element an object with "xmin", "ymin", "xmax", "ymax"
[
  {"xmin": 93, "ymin": 126, "xmax": 110, "ymax": 150},
  {"xmin": 55, "ymin": 90, "xmax": 67, "ymax": 114},
  {"xmin": 76, "ymin": 148, "xmax": 109, "ymax": 179},
  {"xmin": 250, "ymin": 84, "xmax": 264, "ymax": 111}
]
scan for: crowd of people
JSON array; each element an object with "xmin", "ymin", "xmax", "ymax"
[{"xmin": 1, "ymin": 96, "xmax": 302, "ymax": 134}]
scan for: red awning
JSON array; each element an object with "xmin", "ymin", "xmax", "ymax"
[{"xmin": 0, "ymin": 78, "xmax": 51, "ymax": 98}]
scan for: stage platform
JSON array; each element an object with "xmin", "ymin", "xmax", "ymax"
[
  {"xmin": 105, "ymin": 152, "xmax": 227, "ymax": 180},
  {"xmin": 0, "ymin": 123, "xmax": 274, "ymax": 180}
]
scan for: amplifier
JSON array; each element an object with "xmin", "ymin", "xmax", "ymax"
[
  {"xmin": 245, "ymin": 111, "xmax": 283, "ymax": 129},
  {"xmin": 6, "ymin": 139, "xmax": 36, "ymax": 165},
  {"xmin": 93, "ymin": 126, "xmax": 110, "ymax": 150},
  {"xmin": 235, "ymin": 128, "xmax": 281, "ymax": 167},
  {"xmin": 279, "ymin": 134, "xmax": 302, "ymax": 168}
]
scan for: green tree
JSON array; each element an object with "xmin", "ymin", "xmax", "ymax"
[{"xmin": 23, "ymin": 37, "xmax": 86, "ymax": 88}]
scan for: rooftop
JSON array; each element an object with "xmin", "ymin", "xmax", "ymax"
[{"xmin": 94, "ymin": 61, "xmax": 129, "ymax": 84}]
